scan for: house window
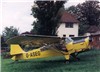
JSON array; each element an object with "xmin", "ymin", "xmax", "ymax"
[
  {"xmin": 69, "ymin": 35, "xmax": 74, "ymax": 37},
  {"xmin": 62, "ymin": 34, "xmax": 66, "ymax": 39},
  {"xmin": 65, "ymin": 22, "xmax": 73, "ymax": 28}
]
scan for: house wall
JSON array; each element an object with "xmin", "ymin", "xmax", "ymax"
[{"xmin": 57, "ymin": 23, "xmax": 79, "ymax": 37}]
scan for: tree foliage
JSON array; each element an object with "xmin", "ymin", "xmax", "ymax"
[
  {"xmin": 66, "ymin": 0, "xmax": 100, "ymax": 35},
  {"xmin": 77, "ymin": 0, "xmax": 100, "ymax": 26},
  {"xmin": 2, "ymin": 26, "xmax": 19, "ymax": 40},
  {"xmin": 66, "ymin": 5, "xmax": 79, "ymax": 16},
  {"xmin": 31, "ymin": 1, "xmax": 66, "ymax": 35}
]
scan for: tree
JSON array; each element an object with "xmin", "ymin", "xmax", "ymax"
[
  {"xmin": 66, "ymin": 0, "xmax": 100, "ymax": 35},
  {"xmin": 2, "ymin": 26, "xmax": 19, "ymax": 40},
  {"xmin": 77, "ymin": 0, "xmax": 100, "ymax": 26},
  {"xmin": 31, "ymin": 1, "xmax": 67, "ymax": 35},
  {"xmin": 66, "ymin": 5, "xmax": 79, "ymax": 16},
  {"xmin": 1, "ymin": 36, "xmax": 8, "ymax": 50}
]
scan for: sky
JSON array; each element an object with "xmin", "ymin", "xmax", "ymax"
[{"xmin": 0, "ymin": 0, "xmax": 99, "ymax": 34}]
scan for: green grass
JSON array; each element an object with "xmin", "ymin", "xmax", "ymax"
[{"xmin": 1, "ymin": 49, "xmax": 100, "ymax": 72}]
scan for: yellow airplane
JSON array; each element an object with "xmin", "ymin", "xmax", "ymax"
[{"xmin": 6, "ymin": 35, "xmax": 92, "ymax": 62}]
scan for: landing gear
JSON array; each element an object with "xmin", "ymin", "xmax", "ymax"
[
  {"xmin": 71, "ymin": 53, "xmax": 80, "ymax": 61},
  {"xmin": 64, "ymin": 55, "xmax": 70, "ymax": 64}
]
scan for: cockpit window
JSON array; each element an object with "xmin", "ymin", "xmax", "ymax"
[{"xmin": 65, "ymin": 37, "xmax": 73, "ymax": 44}]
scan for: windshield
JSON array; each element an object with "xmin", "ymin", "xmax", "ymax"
[{"xmin": 65, "ymin": 37, "xmax": 73, "ymax": 44}]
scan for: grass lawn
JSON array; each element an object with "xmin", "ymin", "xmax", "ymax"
[{"xmin": 1, "ymin": 49, "xmax": 100, "ymax": 72}]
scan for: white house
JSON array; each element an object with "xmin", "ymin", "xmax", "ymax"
[{"xmin": 57, "ymin": 11, "xmax": 79, "ymax": 37}]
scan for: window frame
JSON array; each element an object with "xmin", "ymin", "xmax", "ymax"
[{"xmin": 65, "ymin": 22, "xmax": 74, "ymax": 28}]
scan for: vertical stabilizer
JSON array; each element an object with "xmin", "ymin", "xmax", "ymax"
[{"xmin": 10, "ymin": 44, "xmax": 25, "ymax": 55}]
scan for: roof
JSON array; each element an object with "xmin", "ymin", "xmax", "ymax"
[
  {"xmin": 59, "ymin": 11, "xmax": 79, "ymax": 23},
  {"xmin": 21, "ymin": 31, "xmax": 33, "ymax": 35},
  {"xmin": 87, "ymin": 25, "xmax": 100, "ymax": 33}
]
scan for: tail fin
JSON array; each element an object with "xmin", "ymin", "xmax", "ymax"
[{"xmin": 10, "ymin": 44, "xmax": 25, "ymax": 55}]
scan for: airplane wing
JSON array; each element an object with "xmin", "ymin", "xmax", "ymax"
[
  {"xmin": 6, "ymin": 34, "xmax": 61, "ymax": 47},
  {"xmin": 71, "ymin": 34, "xmax": 100, "ymax": 48}
]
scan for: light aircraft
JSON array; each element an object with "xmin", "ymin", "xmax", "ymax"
[{"xmin": 6, "ymin": 34, "xmax": 94, "ymax": 62}]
